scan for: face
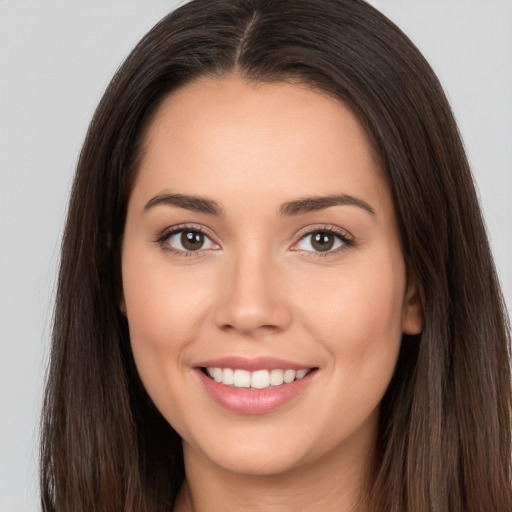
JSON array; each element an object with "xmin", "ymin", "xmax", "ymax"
[{"xmin": 121, "ymin": 75, "xmax": 422, "ymax": 477}]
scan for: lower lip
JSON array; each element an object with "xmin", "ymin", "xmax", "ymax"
[{"xmin": 196, "ymin": 369, "xmax": 316, "ymax": 415}]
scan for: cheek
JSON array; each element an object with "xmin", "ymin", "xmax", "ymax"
[
  {"xmin": 297, "ymin": 254, "xmax": 406, "ymax": 380},
  {"xmin": 121, "ymin": 249, "xmax": 214, "ymax": 378},
  {"xmin": 121, "ymin": 254, "xmax": 219, "ymax": 433},
  {"xmin": 291, "ymin": 256, "xmax": 405, "ymax": 443}
]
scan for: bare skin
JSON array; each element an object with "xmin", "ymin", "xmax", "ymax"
[{"xmin": 121, "ymin": 74, "xmax": 423, "ymax": 512}]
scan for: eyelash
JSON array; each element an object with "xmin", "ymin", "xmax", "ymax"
[{"xmin": 155, "ymin": 224, "xmax": 354, "ymax": 257}]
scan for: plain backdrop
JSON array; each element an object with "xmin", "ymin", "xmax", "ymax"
[{"xmin": 1, "ymin": 1, "xmax": 511, "ymax": 510}]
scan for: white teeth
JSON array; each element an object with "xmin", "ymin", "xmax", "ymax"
[
  {"xmin": 212, "ymin": 367, "xmax": 223, "ymax": 383},
  {"xmin": 270, "ymin": 369, "xmax": 284, "ymax": 386},
  {"xmin": 233, "ymin": 369, "xmax": 251, "ymax": 388},
  {"xmin": 251, "ymin": 369, "xmax": 270, "ymax": 389},
  {"xmin": 205, "ymin": 367, "xmax": 310, "ymax": 389},
  {"xmin": 222, "ymin": 368, "xmax": 234, "ymax": 385},
  {"xmin": 283, "ymin": 369, "xmax": 296, "ymax": 383}
]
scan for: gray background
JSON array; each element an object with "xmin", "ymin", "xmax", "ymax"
[{"xmin": 1, "ymin": 1, "xmax": 511, "ymax": 510}]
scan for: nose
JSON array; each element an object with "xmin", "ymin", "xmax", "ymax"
[{"xmin": 213, "ymin": 250, "xmax": 293, "ymax": 336}]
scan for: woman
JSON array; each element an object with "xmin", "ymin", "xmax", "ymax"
[{"xmin": 40, "ymin": 0, "xmax": 512, "ymax": 510}]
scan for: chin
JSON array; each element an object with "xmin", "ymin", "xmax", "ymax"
[
  {"xmin": 200, "ymin": 444, "xmax": 309, "ymax": 477},
  {"xmin": 179, "ymin": 423, "xmax": 316, "ymax": 477}
]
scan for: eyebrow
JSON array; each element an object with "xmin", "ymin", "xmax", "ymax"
[
  {"xmin": 144, "ymin": 192, "xmax": 223, "ymax": 215},
  {"xmin": 280, "ymin": 194, "xmax": 375, "ymax": 217},
  {"xmin": 143, "ymin": 192, "xmax": 375, "ymax": 218}
]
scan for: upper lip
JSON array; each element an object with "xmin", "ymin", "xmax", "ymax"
[{"xmin": 194, "ymin": 356, "xmax": 314, "ymax": 372}]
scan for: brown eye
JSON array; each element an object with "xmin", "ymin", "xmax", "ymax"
[
  {"xmin": 165, "ymin": 229, "xmax": 218, "ymax": 253},
  {"xmin": 294, "ymin": 229, "xmax": 348, "ymax": 254},
  {"xmin": 311, "ymin": 232, "xmax": 335, "ymax": 252},
  {"xmin": 181, "ymin": 231, "xmax": 204, "ymax": 251}
]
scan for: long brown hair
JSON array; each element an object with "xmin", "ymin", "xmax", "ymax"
[{"xmin": 40, "ymin": 1, "xmax": 512, "ymax": 510}]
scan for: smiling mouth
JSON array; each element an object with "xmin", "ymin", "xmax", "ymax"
[{"xmin": 201, "ymin": 367, "xmax": 315, "ymax": 390}]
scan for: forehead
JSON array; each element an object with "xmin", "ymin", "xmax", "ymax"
[{"xmin": 133, "ymin": 74, "xmax": 390, "ymax": 214}]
